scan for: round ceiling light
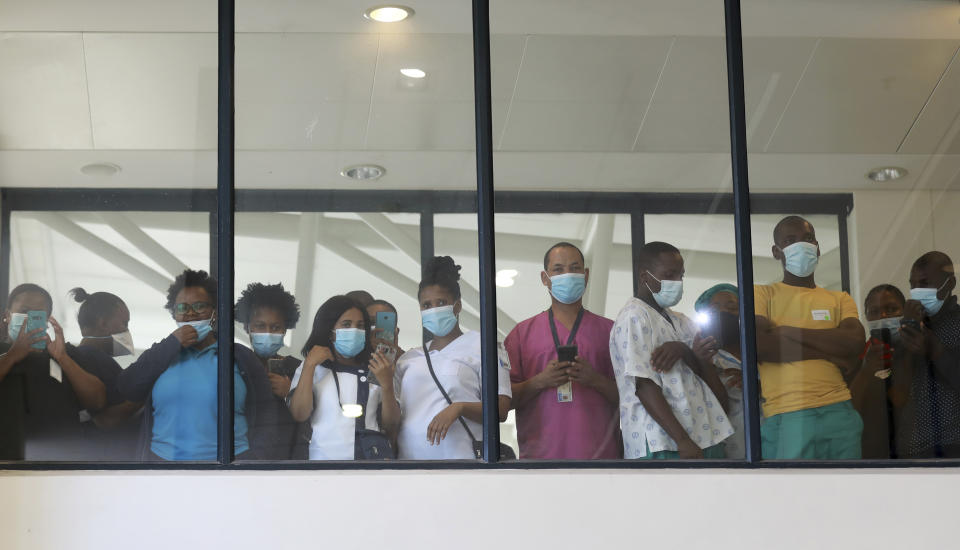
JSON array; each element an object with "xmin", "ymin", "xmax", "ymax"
[
  {"xmin": 400, "ymin": 68, "xmax": 426, "ymax": 79},
  {"xmin": 866, "ymin": 166, "xmax": 907, "ymax": 183},
  {"xmin": 341, "ymin": 164, "xmax": 386, "ymax": 181},
  {"xmin": 80, "ymin": 162, "xmax": 122, "ymax": 177},
  {"xmin": 363, "ymin": 5, "xmax": 414, "ymax": 23}
]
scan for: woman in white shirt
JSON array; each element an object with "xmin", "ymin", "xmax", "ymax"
[
  {"xmin": 395, "ymin": 256, "xmax": 512, "ymax": 460},
  {"xmin": 288, "ymin": 295, "xmax": 400, "ymax": 460}
]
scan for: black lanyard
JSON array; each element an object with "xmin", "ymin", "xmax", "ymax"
[
  {"xmin": 327, "ymin": 364, "xmax": 371, "ymax": 459},
  {"xmin": 548, "ymin": 307, "xmax": 585, "ymax": 351}
]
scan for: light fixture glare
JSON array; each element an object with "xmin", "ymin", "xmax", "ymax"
[
  {"xmin": 341, "ymin": 164, "xmax": 386, "ymax": 181},
  {"xmin": 866, "ymin": 166, "xmax": 907, "ymax": 183},
  {"xmin": 400, "ymin": 68, "xmax": 426, "ymax": 79},
  {"xmin": 364, "ymin": 5, "xmax": 413, "ymax": 23}
]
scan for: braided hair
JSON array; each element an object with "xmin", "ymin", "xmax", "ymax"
[{"xmin": 418, "ymin": 256, "xmax": 461, "ymax": 301}]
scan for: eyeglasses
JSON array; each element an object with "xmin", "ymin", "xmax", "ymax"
[{"xmin": 174, "ymin": 302, "xmax": 213, "ymax": 315}]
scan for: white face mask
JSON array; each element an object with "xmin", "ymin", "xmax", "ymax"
[
  {"xmin": 645, "ymin": 271, "xmax": 683, "ymax": 308},
  {"xmin": 866, "ymin": 316, "xmax": 902, "ymax": 342}
]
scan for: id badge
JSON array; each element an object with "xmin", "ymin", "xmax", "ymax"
[{"xmin": 557, "ymin": 381, "xmax": 573, "ymax": 403}]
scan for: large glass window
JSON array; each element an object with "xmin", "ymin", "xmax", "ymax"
[
  {"xmin": 233, "ymin": 2, "xmax": 489, "ymax": 462},
  {"xmin": 490, "ymin": 0, "xmax": 745, "ymax": 462},
  {"xmin": 743, "ymin": 0, "xmax": 960, "ymax": 461},
  {"xmin": 0, "ymin": 3, "xmax": 216, "ymax": 462}
]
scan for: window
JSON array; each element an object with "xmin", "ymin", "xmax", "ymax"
[{"xmin": 0, "ymin": 0, "xmax": 956, "ymax": 468}]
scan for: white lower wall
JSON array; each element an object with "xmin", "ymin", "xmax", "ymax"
[{"xmin": 0, "ymin": 469, "xmax": 957, "ymax": 550}]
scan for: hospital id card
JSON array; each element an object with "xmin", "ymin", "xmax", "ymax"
[{"xmin": 557, "ymin": 381, "xmax": 573, "ymax": 402}]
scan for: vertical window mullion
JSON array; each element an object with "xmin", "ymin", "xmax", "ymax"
[
  {"xmin": 216, "ymin": 0, "xmax": 236, "ymax": 466},
  {"xmin": 723, "ymin": 0, "xmax": 762, "ymax": 464},
  {"xmin": 471, "ymin": 0, "xmax": 500, "ymax": 463}
]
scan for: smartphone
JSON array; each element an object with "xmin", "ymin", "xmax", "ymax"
[
  {"xmin": 267, "ymin": 358, "xmax": 287, "ymax": 375},
  {"xmin": 557, "ymin": 345, "xmax": 577, "ymax": 363},
  {"xmin": 26, "ymin": 310, "xmax": 47, "ymax": 350},
  {"xmin": 375, "ymin": 311, "xmax": 397, "ymax": 342},
  {"xmin": 901, "ymin": 318, "xmax": 921, "ymax": 332}
]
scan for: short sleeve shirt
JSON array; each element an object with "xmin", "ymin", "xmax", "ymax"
[
  {"xmin": 395, "ymin": 331, "xmax": 511, "ymax": 460},
  {"xmin": 754, "ymin": 282, "xmax": 858, "ymax": 416},
  {"xmin": 505, "ymin": 309, "xmax": 620, "ymax": 459},
  {"xmin": 289, "ymin": 363, "xmax": 382, "ymax": 460},
  {"xmin": 609, "ymin": 298, "xmax": 734, "ymax": 457}
]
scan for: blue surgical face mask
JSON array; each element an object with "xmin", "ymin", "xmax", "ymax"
[
  {"xmin": 866, "ymin": 316, "xmax": 902, "ymax": 344},
  {"xmin": 333, "ymin": 328, "xmax": 365, "ymax": 358},
  {"xmin": 178, "ymin": 317, "xmax": 214, "ymax": 341},
  {"xmin": 7, "ymin": 312, "xmax": 26, "ymax": 341},
  {"xmin": 646, "ymin": 271, "xmax": 683, "ymax": 308},
  {"xmin": 548, "ymin": 273, "xmax": 586, "ymax": 304},
  {"xmin": 779, "ymin": 242, "xmax": 819, "ymax": 278},
  {"xmin": 911, "ymin": 278, "xmax": 950, "ymax": 316},
  {"xmin": 250, "ymin": 332, "xmax": 284, "ymax": 358},
  {"xmin": 422, "ymin": 305, "xmax": 458, "ymax": 337}
]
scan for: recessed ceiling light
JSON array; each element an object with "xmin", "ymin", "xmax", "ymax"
[
  {"xmin": 363, "ymin": 5, "xmax": 414, "ymax": 23},
  {"xmin": 866, "ymin": 166, "xmax": 908, "ymax": 182},
  {"xmin": 400, "ymin": 68, "xmax": 426, "ymax": 79},
  {"xmin": 341, "ymin": 164, "xmax": 386, "ymax": 181},
  {"xmin": 495, "ymin": 269, "xmax": 518, "ymax": 288},
  {"xmin": 80, "ymin": 162, "xmax": 121, "ymax": 177}
]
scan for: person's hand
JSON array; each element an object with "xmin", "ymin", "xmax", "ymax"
[
  {"xmin": 567, "ymin": 356, "xmax": 601, "ymax": 388},
  {"xmin": 862, "ymin": 341, "xmax": 887, "ymax": 375},
  {"xmin": 903, "ymin": 300, "xmax": 925, "ymax": 323},
  {"xmin": 721, "ymin": 368, "xmax": 743, "ymax": 389},
  {"xmin": 173, "ymin": 325, "xmax": 198, "ymax": 348},
  {"xmin": 650, "ymin": 342, "xmax": 688, "ymax": 373},
  {"xmin": 369, "ymin": 350, "xmax": 396, "ymax": 391},
  {"xmin": 304, "ymin": 345, "xmax": 333, "ymax": 368},
  {"xmin": 677, "ymin": 438, "xmax": 704, "ymax": 459},
  {"xmin": 47, "ymin": 316, "xmax": 66, "ymax": 362},
  {"xmin": 268, "ymin": 373, "xmax": 291, "ymax": 398},
  {"xmin": 533, "ymin": 359, "xmax": 570, "ymax": 389},
  {"xmin": 900, "ymin": 325, "xmax": 925, "ymax": 356},
  {"xmin": 427, "ymin": 403, "xmax": 464, "ymax": 445},
  {"xmin": 4, "ymin": 320, "xmax": 45, "ymax": 363},
  {"xmin": 692, "ymin": 333, "xmax": 719, "ymax": 366}
]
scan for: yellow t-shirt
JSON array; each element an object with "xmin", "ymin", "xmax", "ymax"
[{"xmin": 754, "ymin": 282, "xmax": 859, "ymax": 417}]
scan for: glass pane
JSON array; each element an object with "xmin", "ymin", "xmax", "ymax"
[
  {"xmin": 0, "ymin": 2, "xmax": 216, "ymax": 462},
  {"xmin": 490, "ymin": 1, "xmax": 743, "ymax": 461},
  {"xmin": 743, "ymin": 0, "xmax": 960, "ymax": 460},
  {"xmin": 234, "ymin": 3, "xmax": 482, "ymax": 462}
]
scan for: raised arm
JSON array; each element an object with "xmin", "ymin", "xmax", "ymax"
[{"xmin": 117, "ymin": 330, "xmax": 189, "ymax": 402}]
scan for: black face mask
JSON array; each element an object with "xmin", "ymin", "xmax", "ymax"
[{"xmin": 703, "ymin": 311, "xmax": 741, "ymax": 348}]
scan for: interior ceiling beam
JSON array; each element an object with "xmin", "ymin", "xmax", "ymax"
[
  {"xmin": 581, "ymin": 214, "xmax": 615, "ymax": 316},
  {"xmin": 354, "ymin": 212, "xmax": 518, "ymax": 333},
  {"xmin": 315, "ymin": 221, "xmax": 498, "ymax": 337},
  {"xmin": 98, "ymin": 212, "xmax": 189, "ymax": 278},
  {"xmin": 26, "ymin": 213, "xmax": 171, "ymax": 293},
  {"xmin": 292, "ymin": 213, "xmax": 320, "ymax": 349}
]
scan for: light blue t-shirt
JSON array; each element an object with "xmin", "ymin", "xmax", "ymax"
[{"xmin": 150, "ymin": 342, "xmax": 249, "ymax": 460}]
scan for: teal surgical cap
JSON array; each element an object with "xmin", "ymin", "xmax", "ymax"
[{"xmin": 695, "ymin": 283, "xmax": 739, "ymax": 312}]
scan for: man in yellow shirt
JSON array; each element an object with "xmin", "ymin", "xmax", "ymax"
[{"xmin": 754, "ymin": 216, "xmax": 865, "ymax": 459}]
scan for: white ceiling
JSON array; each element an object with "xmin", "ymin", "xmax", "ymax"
[{"xmin": 0, "ymin": 0, "xmax": 959, "ymax": 191}]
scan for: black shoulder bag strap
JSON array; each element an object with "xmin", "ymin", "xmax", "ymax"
[
  {"xmin": 422, "ymin": 341, "xmax": 483, "ymax": 459},
  {"xmin": 329, "ymin": 367, "xmax": 371, "ymax": 460},
  {"xmin": 547, "ymin": 307, "xmax": 585, "ymax": 352}
]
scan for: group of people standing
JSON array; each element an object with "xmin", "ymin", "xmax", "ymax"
[{"xmin": 0, "ymin": 214, "xmax": 956, "ymax": 461}]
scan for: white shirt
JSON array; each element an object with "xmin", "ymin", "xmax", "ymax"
[
  {"xmin": 289, "ymin": 363, "xmax": 382, "ymax": 460},
  {"xmin": 713, "ymin": 349, "xmax": 745, "ymax": 459},
  {"xmin": 609, "ymin": 298, "xmax": 733, "ymax": 457},
  {"xmin": 395, "ymin": 330, "xmax": 512, "ymax": 460}
]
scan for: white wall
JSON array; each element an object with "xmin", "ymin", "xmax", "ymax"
[
  {"xmin": 849, "ymin": 189, "xmax": 960, "ymax": 308},
  {"xmin": 0, "ymin": 469, "xmax": 958, "ymax": 549}
]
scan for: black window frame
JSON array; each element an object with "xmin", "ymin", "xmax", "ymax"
[{"xmin": 0, "ymin": 0, "xmax": 954, "ymax": 470}]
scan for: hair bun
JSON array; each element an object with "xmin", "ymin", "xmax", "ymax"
[
  {"xmin": 425, "ymin": 256, "xmax": 461, "ymax": 282},
  {"xmin": 69, "ymin": 287, "xmax": 90, "ymax": 303}
]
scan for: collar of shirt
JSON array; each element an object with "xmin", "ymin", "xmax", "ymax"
[{"xmin": 180, "ymin": 341, "xmax": 218, "ymax": 360}]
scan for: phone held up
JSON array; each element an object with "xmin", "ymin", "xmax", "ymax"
[
  {"xmin": 557, "ymin": 344, "xmax": 577, "ymax": 403},
  {"xmin": 374, "ymin": 311, "xmax": 398, "ymax": 362},
  {"xmin": 26, "ymin": 310, "xmax": 48, "ymax": 351}
]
